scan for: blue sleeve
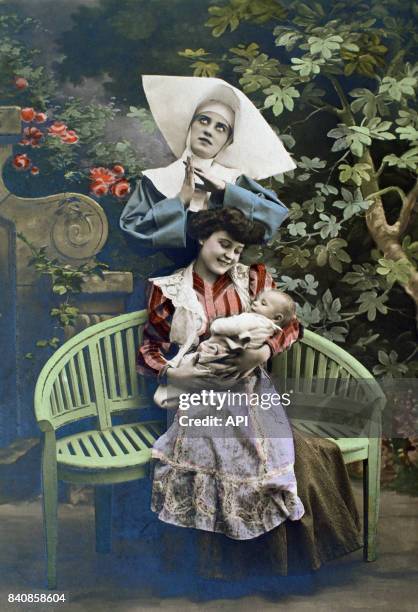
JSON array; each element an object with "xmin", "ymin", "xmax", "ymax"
[
  {"xmin": 119, "ymin": 176, "xmax": 187, "ymax": 248},
  {"xmin": 222, "ymin": 175, "xmax": 289, "ymax": 241}
]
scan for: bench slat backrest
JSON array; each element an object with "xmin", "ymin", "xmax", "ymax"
[
  {"xmin": 272, "ymin": 330, "xmax": 383, "ymax": 400},
  {"xmin": 35, "ymin": 312, "xmax": 150, "ymax": 432},
  {"xmin": 35, "ymin": 313, "xmax": 385, "ymax": 434}
]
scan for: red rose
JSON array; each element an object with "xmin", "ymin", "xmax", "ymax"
[
  {"xmin": 30, "ymin": 166, "xmax": 40, "ymax": 175},
  {"xmin": 19, "ymin": 138, "xmax": 31, "ymax": 146},
  {"xmin": 34, "ymin": 112, "xmax": 47, "ymax": 123},
  {"xmin": 13, "ymin": 154, "xmax": 31, "ymax": 170},
  {"xmin": 21, "ymin": 107, "xmax": 36, "ymax": 122},
  {"xmin": 111, "ymin": 179, "xmax": 131, "ymax": 198},
  {"xmin": 112, "ymin": 164, "xmax": 125, "ymax": 177},
  {"xmin": 89, "ymin": 167, "xmax": 115, "ymax": 185},
  {"xmin": 15, "ymin": 77, "xmax": 28, "ymax": 90},
  {"xmin": 90, "ymin": 180, "xmax": 109, "ymax": 197},
  {"xmin": 48, "ymin": 121, "xmax": 67, "ymax": 135},
  {"xmin": 60, "ymin": 130, "xmax": 79, "ymax": 144},
  {"xmin": 27, "ymin": 127, "xmax": 43, "ymax": 139},
  {"xmin": 30, "ymin": 138, "xmax": 41, "ymax": 148}
]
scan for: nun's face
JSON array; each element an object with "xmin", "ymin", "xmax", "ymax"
[{"xmin": 190, "ymin": 111, "xmax": 232, "ymax": 159}]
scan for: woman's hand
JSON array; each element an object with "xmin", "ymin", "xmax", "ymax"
[
  {"xmin": 178, "ymin": 156, "xmax": 195, "ymax": 206},
  {"xmin": 193, "ymin": 167, "xmax": 226, "ymax": 193},
  {"xmin": 241, "ymin": 324, "xmax": 278, "ymax": 350},
  {"xmin": 208, "ymin": 345, "xmax": 271, "ymax": 379},
  {"xmin": 166, "ymin": 359, "xmax": 226, "ymax": 391}
]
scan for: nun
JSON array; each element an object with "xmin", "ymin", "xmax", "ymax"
[{"xmin": 120, "ymin": 75, "xmax": 296, "ymax": 251}]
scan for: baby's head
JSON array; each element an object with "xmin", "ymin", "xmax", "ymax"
[{"xmin": 251, "ymin": 289, "xmax": 296, "ymax": 327}]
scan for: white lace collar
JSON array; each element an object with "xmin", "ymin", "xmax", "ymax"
[{"xmin": 150, "ymin": 261, "xmax": 251, "ymax": 362}]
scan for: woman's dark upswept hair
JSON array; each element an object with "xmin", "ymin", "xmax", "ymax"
[{"xmin": 187, "ymin": 208, "xmax": 266, "ymax": 245}]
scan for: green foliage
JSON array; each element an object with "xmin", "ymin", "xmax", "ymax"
[
  {"xmin": 302, "ymin": 193, "xmax": 325, "ymax": 213},
  {"xmin": 290, "ymin": 56, "xmax": 324, "ymax": 77},
  {"xmin": 314, "ymin": 238, "xmax": 351, "ymax": 272},
  {"xmin": 0, "ymin": 14, "xmax": 56, "ymax": 107},
  {"xmin": 396, "ymin": 108, "xmax": 418, "ymax": 129},
  {"xmin": 328, "ymin": 120, "xmax": 396, "ymax": 156},
  {"xmin": 292, "ymin": 2, "xmax": 326, "ymax": 27},
  {"xmin": 349, "ymin": 88, "xmax": 388, "ymax": 120},
  {"xmin": 17, "ymin": 233, "xmax": 108, "ymax": 350},
  {"xmin": 308, "ymin": 34, "xmax": 343, "ymax": 60},
  {"xmin": 328, "ymin": 125, "xmax": 370, "ymax": 157},
  {"xmin": 20, "ymin": 233, "xmax": 108, "ymax": 295},
  {"xmin": 190, "ymin": 61, "xmax": 220, "ymax": 77},
  {"xmin": 50, "ymin": 305, "xmax": 80, "ymax": 327},
  {"xmin": 333, "ymin": 188, "xmax": 371, "ymax": 220},
  {"xmin": 274, "ymin": 29, "xmax": 303, "ymax": 51},
  {"xmin": 230, "ymin": 50, "xmax": 281, "ymax": 92},
  {"xmin": 341, "ymin": 33, "xmax": 387, "ymax": 78},
  {"xmin": 297, "ymin": 301, "xmax": 321, "ymax": 326},
  {"xmin": 376, "ymin": 258, "xmax": 413, "ymax": 287},
  {"xmin": 178, "ymin": 48, "xmax": 210, "ymax": 58},
  {"xmin": 320, "ymin": 289, "xmax": 342, "ymax": 322},
  {"xmin": 402, "ymin": 236, "xmax": 418, "ymax": 263},
  {"xmin": 299, "ymin": 82, "xmax": 326, "ymax": 107},
  {"xmin": 35, "ymin": 337, "xmax": 60, "ymax": 349},
  {"xmin": 338, "ymin": 163, "xmax": 372, "ymax": 186},
  {"xmin": 356, "ymin": 291, "xmax": 389, "ymax": 321},
  {"xmin": 366, "ymin": 117, "xmax": 396, "ymax": 141},
  {"xmin": 126, "ymin": 106, "xmax": 156, "ymax": 133},
  {"xmin": 373, "ymin": 350, "xmax": 408, "ymax": 377},
  {"xmin": 300, "ymin": 274, "xmax": 319, "ymax": 295},
  {"xmin": 313, "ymin": 214, "xmax": 341, "ymax": 239},
  {"xmin": 263, "ymin": 85, "xmax": 300, "ymax": 116},
  {"xmin": 206, "ymin": 0, "xmax": 286, "ymax": 37},
  {"xmin": 383, "ymin": 148, "xmax": 418, "ymax": 172},
  {"xmin": 287, "ymin": 221, "xmax": 307, "ymax": 237},
  {"xmin": 277, "ymin": 273, "xmax": 319, "ymax": 295},
  {"xmin": 281, "ymin": 246, "xmax": 311, "ymax": 269},
  {"xmin": 379, "ymin": 76, "xmax": 417, "ymax": 102},
  {"xmin": 342, "ymin": 264, "xmax": 382, "ymax": 291},
  {"xmin": 297, "ymin": 157, "xmax": 326, "ymax": 172},
  {"xmin": 395, "ymin": 125, "xmax": 418, "ymax": 142}
]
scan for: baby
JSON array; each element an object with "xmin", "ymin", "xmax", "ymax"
[
  {"xmin": 154, "ymin": 289, "xmax": 296, "ymax": 408},
  {"xmin": 199, "ymin": 289, "xmax": 296, "ymax": 355}
]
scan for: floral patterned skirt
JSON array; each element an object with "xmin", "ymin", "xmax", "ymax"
[
  {"xmin": 151, "ymin": 374, "xmax": 305, "ymax": 540},
  {"xmin": 195, "ymin": 429, "xmax": 363, "ymax": 577}
]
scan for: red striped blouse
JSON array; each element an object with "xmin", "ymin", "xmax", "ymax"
[{"xmin": 137, "ymin": 263, "xmax": 301, "ymax": 377}]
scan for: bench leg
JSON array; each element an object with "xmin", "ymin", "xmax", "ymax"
[
  {"xmin": 363, "ymin": 437, "xmax": 381, "ymax": 561},
  {"xmin": 95, "ymin": 485, "xmax": 113, "ymax": 553},
  {"xmin": 42, "ymin": 434, "xmax": 58, "ymax": 589}
]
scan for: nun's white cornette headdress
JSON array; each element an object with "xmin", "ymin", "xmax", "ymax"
[{"xmin": 142, "ymin": 75, "xmax": 295, "ymax": 179}]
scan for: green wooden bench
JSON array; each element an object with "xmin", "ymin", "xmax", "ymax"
[{"xmin": 34, "ymin": 310, "xmax": 385, "ymax": 589}]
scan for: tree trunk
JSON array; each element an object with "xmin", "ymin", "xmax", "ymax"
[{"xmin": 361, "ymin": 151, "xmax": 418, "ymax": 320}]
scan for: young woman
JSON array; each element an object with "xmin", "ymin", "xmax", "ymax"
[{"xmin": 138, "ymin": 207, "xmax": 362, "ymax": 574}]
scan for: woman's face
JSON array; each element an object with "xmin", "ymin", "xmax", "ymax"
[
  {"xmin": 190, "ymin": 111, "xmax": 232, "ymax": 159},
  {"xmin": 198, "ymin": 231, "xmax": 244, "ymax": 278}
]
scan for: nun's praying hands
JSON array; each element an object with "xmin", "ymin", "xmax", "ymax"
[
  {"xmin": 178, "ymin": 156, "xmax": 195, "ymax": 207},
  {"xmin": 193, "ymin": 166, "xmax": 226, "ymax": 194}
]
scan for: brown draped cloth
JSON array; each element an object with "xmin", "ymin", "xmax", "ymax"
[{"xmin": 196, "ymin": 429, "xmax": 363, "ymax": 579}]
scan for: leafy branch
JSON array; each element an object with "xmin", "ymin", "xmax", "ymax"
[{"xmin": 18, "ymin": 233, "xmax": 108, "ymax": 353}]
